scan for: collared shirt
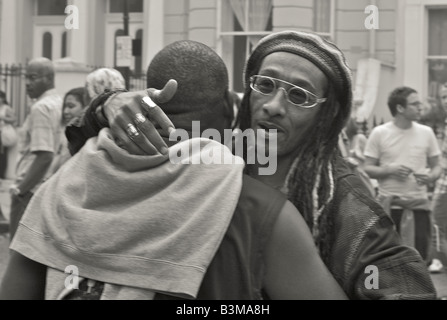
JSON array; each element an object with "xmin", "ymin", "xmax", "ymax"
[{"xmin": 15, "ymin": 88, "xmax": 63, "ymax": 193}]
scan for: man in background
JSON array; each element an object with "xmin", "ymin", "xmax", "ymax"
[
  {"xmin": 8, "ymin": 57, "xmax": 62, "ymax": 241},
  {"xmin": 364, "ymin": 86, "xmax": 442, "ymax": 265}
]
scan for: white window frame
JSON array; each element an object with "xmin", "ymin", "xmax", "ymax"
[
  {"xmin": 216, "ymin": 0, "xmax": 335, "ymax": 91},
  {"xmin": 313, "ymin": 0, "xmax": 335, "ymax": 41},
  {"xmin": 426, "ymin": 5, "xmax": 447, "ymax": 102},
  {"xmin": 216, "ymin": 0, "xmax": 272, "ymax": 59}
]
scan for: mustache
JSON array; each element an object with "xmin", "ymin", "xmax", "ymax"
[{"xmin": 256, "ymin": 120, "xmax": 285, "ymax": 132}]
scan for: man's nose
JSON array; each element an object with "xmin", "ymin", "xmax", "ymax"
[{"xmin": 262, "ymin": 88, "xmax": 287, "ymax": 117}]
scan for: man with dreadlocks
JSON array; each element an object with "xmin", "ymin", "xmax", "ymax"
[
  {"xmin": 64, "ymin": 31, "xmax": 435, "ymax": 300},
  {"xmin": 1, "ymin": 40, "xmax": 347, "ymax": 300}
]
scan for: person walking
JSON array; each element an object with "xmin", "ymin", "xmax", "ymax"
[
  {"xmin": 364, "ymin": 86, "xmax": 442, "ymax": 265},
  {"xmin": 0, "ymin": 90, "xmax": 17, "ymax": 180},
  {"xmin": 429, "ymin": 83, "xmax": 447, "ymax": 273},
  {"xmin": 8, "ymin": 57, "xmax": 62, "ymax": 241}
]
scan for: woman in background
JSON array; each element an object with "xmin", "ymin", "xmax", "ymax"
[
  {"xmin": 0, "ymin": 90, "xmax": 17, "ymax": 180},
  {"xmin": 343, "ymin": 117, "xmax": 376, "ymax": 197},
  {"xmin": 49, "ymin": 87, "xmax": 86, "ymax": 173}
]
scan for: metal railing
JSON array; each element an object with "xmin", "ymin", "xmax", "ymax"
[
  {"xmin": 0, "ymin": 64, "xmax": 28, "ymax": 126},
  {"xmin": 0, "ymin": 63, "xmax": 147, "ymax": 127}
]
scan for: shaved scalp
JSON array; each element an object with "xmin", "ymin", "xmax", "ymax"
[
  {"xmin": 147, "ymin": 40, "xmax": 229, "ymax": 117},
  {"xmin": 27, "ymin": 57, "xmax": 55, "ymax": 79}
]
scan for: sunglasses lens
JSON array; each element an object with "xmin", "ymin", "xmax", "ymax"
[
  {"xmin": 254, "ymin": 76, "xmax": 275, "ymax": 94},
  {"xmin": 251, "ymin": 75, "xmax": 321, "ymax": 108},
  {"xmin": 288, "ymin": 88, "xmax": 309, "ymax": 105}
]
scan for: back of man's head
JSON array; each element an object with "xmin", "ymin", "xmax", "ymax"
[{"xmin": 147, "ymin": 40, "xmax": 232, "ymax": 134}]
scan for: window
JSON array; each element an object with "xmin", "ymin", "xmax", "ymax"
[
  {"xmin": 134, "ymin": 29, "xmax": 143, "ymax": 75},
  {"xmin": 61, "ymin": 31, "xmax": 67, "ymax": 58},
  {"xmin": 114, "ymin": 29, "xmax": 125, "ymax": 67},
  {"xmin": 109, "ymin": 0, "xmax": 143, "ymax": 13},
  {"xmin": 314, "ymin": 0, "xmax": 333, "ymax": 39},
  {"xmin": 219, "ymin": 0, "xmax": 273, "ymax": 92},
  {"xmin": 426, "ymin": 8, "xmax": 447, "ymax": 138},
  {"xmin": 42, "ymin": 32, "xmax": 52, "ymax": 60},
  {"xmin": 37, "ymin": 0, "xmax": 67, "ymax": 15}
]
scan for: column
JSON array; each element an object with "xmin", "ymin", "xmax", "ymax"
[
  {"xmin": 143, "ymin": 0, "xmax": 164, "ymax": 71},
  {"xmin": 68, "ymin": 0, "xmax": 90, "ymax": 64},
  {"xmin": 403, "ymin": 2, "xmax": 424, "ymax": 93},
  {"xmin": 0, "ymin": 0, "xmax": 19, "ymax": 64}
]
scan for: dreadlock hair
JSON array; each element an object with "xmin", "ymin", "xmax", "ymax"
[
  {"xmin": 239, "ymin": 84, "xmax": 349, "ymax": 264},
  {"xmin": 237, "ymin": 30, "xmax": 353, "ymax": 266}
]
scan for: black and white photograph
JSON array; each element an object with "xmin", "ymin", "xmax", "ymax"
[{"xmin": 0, "ymin": 0, "xmax": 447, "ymax": 304}]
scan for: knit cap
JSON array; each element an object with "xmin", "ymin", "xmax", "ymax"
[{"xmin": 244, "ymin": 30, "xmax": 353, "ymax": 111}]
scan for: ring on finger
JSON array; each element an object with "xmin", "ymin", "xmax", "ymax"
[
  {"xmin": 126, "ymin": 123, "xmax": 140, "ymax": 139},
  {"xmin": 134, "ymin": 113, "xmax": 147, "ymax": 125},
  {"xmin": 141, "ymin": 96, "xmax": 157, "ymax": 109}
]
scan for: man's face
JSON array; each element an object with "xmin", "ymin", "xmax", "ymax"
[
  {"xmin": 440, "ymin": 88, "xmax": 447, "ymax": 112},
  {"xmin": 401, "ymin": 92, "xmax": 422, "ymax": 121},
  {"xmin": 25, "ymin": 64, "xmax": 52, "ymax": 99},
  {"xmin": 249, "ymin": 52, "xmax": 328, "ymax": 158}
]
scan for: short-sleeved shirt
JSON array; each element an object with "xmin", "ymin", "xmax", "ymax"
[
  {"xmin": 364, "ymin": 121, "xmax": 440, "ymax": 200},
  {"xmin": 15, "ymin": 89, "xmax": 62, "ymax": 193}
]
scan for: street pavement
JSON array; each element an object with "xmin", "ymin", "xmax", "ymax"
[{"xmin": 0, "ymin": 179, "xmax": 447, "ymax": 299}]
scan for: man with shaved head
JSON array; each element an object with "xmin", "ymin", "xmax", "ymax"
[{"xmin": 8, "ymin": 57, "xmax": 62, "ymax": 240}]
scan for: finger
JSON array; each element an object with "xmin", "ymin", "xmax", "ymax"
[
  {"xmin": 110, "ymin": 106, "xmax": 154, "ymax": 155},
  {"xmin": 105, "ymin": 106, "xmax": 145, "ymax": 155},
  {"xmin": 110, "ymin": 121, "xmax": 146, "ymax": 156},
  {"xmin": 140, "ymin": 95, "xmax": 176, "ymax": 138},
  {"xmin": 146, "ymin": 79, "xmax": 178, "ymax": 104},
  {"xmin": 124, "ymin": 107, "xmax": 168, "ymax": 155}
]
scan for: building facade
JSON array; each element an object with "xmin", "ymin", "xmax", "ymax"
[{"xmin": 0, "ymin": 0, "xmax": 446, "ymax": 130}]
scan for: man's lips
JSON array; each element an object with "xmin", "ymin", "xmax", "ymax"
[{"xmin": 256, "ymin": 121, "xmax": 284, "ymax": 133}]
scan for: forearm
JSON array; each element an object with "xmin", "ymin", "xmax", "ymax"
[
  {"xmin": 363, "ymin": 165, "xmax": 391, "ymax": 179},
  {"xmin": 2, "ymin": 114, "xmax": 16, "ymax": 124},
  {"xmin": 0, "ymin": 251, "xmax": 47, "ymax": 300},
  {"xmin": 17, "ymin": 152, "xmax": 53, "ymax": 193},
  {"xmin": 428, "ymin": 165, "xmax": 443, "ymax": 183}
]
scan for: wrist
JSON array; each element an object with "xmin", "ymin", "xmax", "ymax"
[
  {"xmin": 428, "ymin": 172, "xmax": 439, "ymax": 184},
  {"xmin": 100, "ymin": 91, "xmax": 123, "ymax": 124},
  {"xmin": 86, "ymin": 88, "xmax": 128, "ymax": 133},
  {"xmin": 9, "ymin": 185, "xmax": 22, "ymax": 197}
]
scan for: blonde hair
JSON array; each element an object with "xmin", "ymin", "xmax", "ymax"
[{"xmin": 85, "ymin": 68, "xmax": 126, "ymax": 104}]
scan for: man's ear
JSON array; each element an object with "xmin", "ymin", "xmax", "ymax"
[{"xmin": 396, "ymin": 104, "xmax": 405, "ymax": 113}]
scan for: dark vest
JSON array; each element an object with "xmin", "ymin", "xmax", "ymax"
[{"xmin": 156, "ymin": 174, "xmax": 287, "ymax": 300}]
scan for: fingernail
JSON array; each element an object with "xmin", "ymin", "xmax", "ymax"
[
  {"xmin": 161, "ymin": 146, "xmax": 169, "ymax": 154},
  {"xmin": 168, "ymin": 127, "xmax": 175, "ymax": 135}
]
